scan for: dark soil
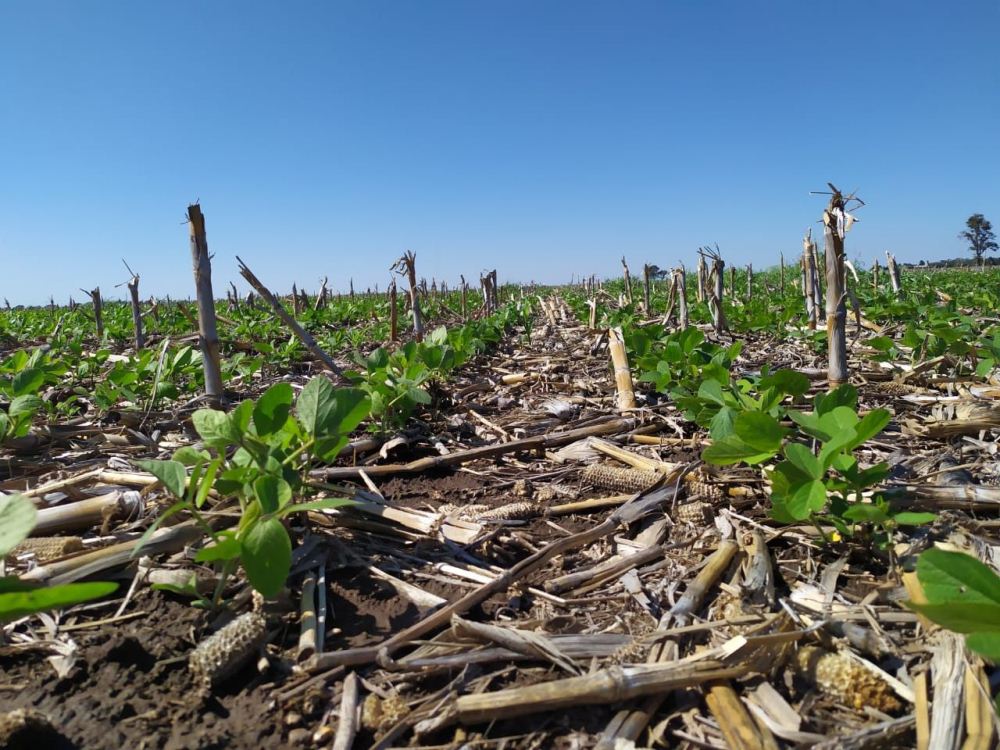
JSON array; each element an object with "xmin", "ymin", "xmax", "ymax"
[{"xmin": 2, "ymin": 591, "xmax": 284, "ymax": 749}]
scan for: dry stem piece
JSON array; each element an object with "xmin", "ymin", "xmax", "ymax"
[
  {"xmin": 187, "ymin": 204, "xmax": 224, "ymax": 402},
  {"xmin": 608, "ymin": 326, "xmax": 636, "ymax": 411},
  {"xmin": 237, "ymin": 256, "xmax": 346, "ymax": 380}
]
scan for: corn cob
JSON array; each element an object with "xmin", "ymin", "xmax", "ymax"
[
  {"xmin": 361, "ymin": 693, "xmax": 410, "ymax": 732},
  {"xmin": 673, "ymin": 501, "xmax": 712, "ymax": 524},
  {"xmin": 189, "ymin": 611, "xmax": 268, "ymax": 688},
  {"xmin": 476, "ymin": 501, "xmax": 538, "ymax": 522},
  {"xmin": 582, "ymin": 464, "xmax": 661, "ymax": 493},
  {"xmin": 685, "ymin": 466, "xmax": 724, "ymax": 501},
  {"xmin": 793, "ymin": 645, "xmax": 901, "ymax": 713},
  {"xmin": 874, "ymin": 380, "xmax": 915, "ymax": 396},
  {"xmin": 7, "ymin": 536, "xmax": 84, "ymax": 562},
  {"xmin": 686, "ymin": 478, "xmax": 724, "ymax": 502},
  {"xmin": 607, "ymin": 638, "xmax": 648, "ymax": 665}
]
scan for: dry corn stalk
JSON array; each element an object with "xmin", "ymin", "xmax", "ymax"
[
  {"xmin": 447, "ymin": 659, "xmax": 746, "ymax": 726},
  {"xmin": 661, "ymin": 540, "xmax": 738, "ymax": 628},
  {"xmin": 587, "ymin": 437, "xmax": 678, "ymax": 473},
  {"xmin": 297, "ymin": 569, "xmax": 319, "ymax": 662},
  {"xmin": 607, "ymin": 327, "xmax": 636, "ymax": 411},
  {"xmin": 706, "ymin": 680, "xmax": 779, "ymax": 750},
  {"xmin": 32, "ymin": 491, "xmax": 140, "ymax": 535}
]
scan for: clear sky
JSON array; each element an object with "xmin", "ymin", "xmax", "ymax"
[{"xmin": 1, "ymin": 1, "xmax": 998, "ymax": 304}]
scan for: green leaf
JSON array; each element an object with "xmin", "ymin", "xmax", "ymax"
[
  {"xmin": 829, "ymin": 452, "xmax": 857, "ymax": 474},
  {"xmin": 278, "ymin": 497, "xmax": 356, "ymax": 517},
  {"xmin": 0, "ymin": 494, "xmax": 37, "ymax": 557},
  {"xmin": 194, "ymin": 458, "xmax": 221, "ymax": 509},
  {"xmin": 784, "ymin": 443, "xmax": 823, "ymax": 480},
  {"xmin": 313, "ymin": 436, "xmax": 350, "ymax": 463},
  {"xmin": 856, "ymin": 462, "xmax": 890, "ymax": 487},
  {"xmin": 229, "ymin": 399, "xmax": 254, "ymax": 436},
  {"xmin": 254, "ymin": 475, "xmax": 292, "ymax": 514},
  {"xmin": 917, "ymin": 548, "xmax": 1000, "ymax": 609},
  {"xmin": 868, "ymin": 336, "xmax": 896, "ymax": 352},
  {"xmin": 0, "ymin": 576, "xmax": 40, "ymax": 593},
  {"xmin": 698, "ymin": 379, "xmax": 727, "ymax": 406},
  {"xmin": 784, "ymin": 479, "xmax": 827, "ymax": 520},
  {"xmin": 708, "ymin": 406, "xmax": 737, "ymax": 440},
  {"xmin": 135, "ymin": 459, "xmax": 187, "ymax": 499},
  {"xmin": 702, "ymin": 435, "xmax": 773, "ymax": 466},
  {"xmin": 150, "ymin": 574, "xmax": 202, "ymax": 599},
  {"xmin": 758, "ymin": 369, "xmax": 810, "ymax": 397},
  {"xmin": 769, "ymin": 496, "xmax": 799, "ymax": 523},
  {"xmin": 965, "ymin": 632, "xmax": 1000, "ymax": 662},
  {"xmin": 194, "ymin": 531, "xmax": 241, "ymax": 563},
  {"xmin": 732, "ymin": 412, "xmax": 786, "ymax": 453},
  {"xmin": 253, "ymin": 382, "xmax": 293, "ymax": 436},
  {"xmin": 788, "ymin": 409, "xmax": 832, "ymax": 441},
  {"xmin": 842, "ymin": 503, "xmax": 891, "ymax": 524},
  {"xmin": 296, "ymin": 377, "xmax": 336, "ymax": 437},
  {"xmin": 0, "ymin": 581, "xmax": 118, "ymax": 623},
  {"xmin": 240, "ymin": 518, "xmax": 291, "ymax": 598},
  {"xmin": 819, "ymin": 406, "xmax": 860, "ymax": 437},
  {"xmin": 192, "ymin": 408, "xmax": 239, "ymax": 449},
  {"xmin": 975, "ymin": 358, "xmax": 997, "ymax": 378},
  {"xmin": 849, "ymin": 408, "xmax": 891, "ymax": 449},
  {"xmin": 173, "ymin": 446, "xmax": 211, "ymax": 466},
  {"xmin": 892, "ymin": 511, "xmax": 936, "ymax": 526},
  {"xmin": 907, "ymin": 602, "xmax": 1000, "ymax": 634},
  {"xmin": 407, "ymin": 385, "xmax": 431, "ymax": 405},
  {"xmin": 11, "ymin": 367, "xmax": 45, "ymax": 397},
  {"xmin": 815, "ymin": 384, "xmax": 857, "ymax": 415},
  {"xmin": 9, "ymin": 394, "xmax": 43, "ymax": 419}
]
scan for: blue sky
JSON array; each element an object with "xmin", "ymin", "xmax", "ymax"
[{"xmin": 1, "ymin": 2, "xmax": 997, "ymax": 304}]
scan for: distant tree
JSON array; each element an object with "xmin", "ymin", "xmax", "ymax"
[{"xmin": 960, "ymin": 214, "xmax": 998, "ymax": 266}]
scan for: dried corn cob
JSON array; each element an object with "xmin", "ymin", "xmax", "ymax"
[
  {"xmin": 874, "ymin": 380, "xmax": 915, "ymax": 396},
  {"xmin": 361, "ymin": 693, "xmax": 410, "ymax": 732},
  {"xmin": 582, "ymin": 464, "xmax": 661, "ymax": 493},
  {"xmin": 673, "ymin": 501, "xmax": 712, "ymax": 524},
  {"xmin": 684, "ymin": 465, "xmax": 724, "ymax": 501},
  {"xmin": 686, "ymin": 477, "xmax": 724, "ymax": 502},
  {"xmin": 7, "ymin": 536, "xmax": 84, "ymax": 562},
  {"xmin": 189, "ymin": 611, "xmax": 268, "ymax": 689},
  {"xmin": 476, "ymin": 501, "xmax": 538, "ymax": 522},
  {"xmin": 607, "ymin": 638, "xmax": 648, "ymax": 665},
  {"xmin": 793, "ymin": 645, "xmax": 901, "ymax": 713}
]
